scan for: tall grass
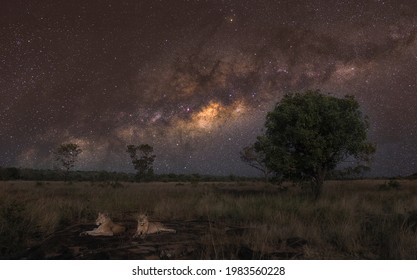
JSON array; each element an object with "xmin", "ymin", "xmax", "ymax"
[{"xmin": 1, "ymin": 179, "xmax": 417, "ymax": 259}]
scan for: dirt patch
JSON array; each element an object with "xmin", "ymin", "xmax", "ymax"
[{"xmin": 21, "ymin": 220, "xmax": 307, "ymax": 260}]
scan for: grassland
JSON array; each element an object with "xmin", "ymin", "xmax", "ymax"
[{"xmin": 1, "ymin": 179, "xmax": 417, "ymax": 259}]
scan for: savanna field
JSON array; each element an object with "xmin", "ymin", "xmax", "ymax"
[{"xmin": 1, "ymin": 179, "xmax": 417, "ymax": 260}]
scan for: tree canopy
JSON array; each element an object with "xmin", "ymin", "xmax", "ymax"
[
  {"xmin": 126, "ymin": 144, "xmax": 156, "ymax": 180},
  {"xmin": 256, "ymin": 90, "xmax": 375, "ymax": 198}
]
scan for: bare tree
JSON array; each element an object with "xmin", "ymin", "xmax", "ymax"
[
  {"xmin": 54, "ymin": 143, "xmax": 82, "ymax": 181},
  {"xmin": 240, "ymin": 145, "xmax": 272, "ymax": 183}
]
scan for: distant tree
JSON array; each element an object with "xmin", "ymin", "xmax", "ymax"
[
  {"xmin": 256, "ymin": 90, "xmax": 375, "ymax": 199},
  {"xmin": 126, "ymin": 144, "xmax": 156, "ymax": 181},
  {"xmin": 54, "ymin": 143, "xmax": 82, "ymax": 181},
  {"xmin": 0, "ymin": 167, "xmax": 20, "ymax": 181},
  {"xmin": 240, "ymin": 145, "xmax": 272, "ymax": 183}
]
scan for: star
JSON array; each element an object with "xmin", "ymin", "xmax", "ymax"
[{"xmin": 0, "ymin": 0, "xmax": 416, "ymax": 177}]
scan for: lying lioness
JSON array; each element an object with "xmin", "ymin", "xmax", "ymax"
[
  {"xmin": 80, "ymin": 212, "xmax": 126, "ymax": 236},
  {"xmin": 133, "ymin": 214, "xmax": 176, "ymax": 238}
]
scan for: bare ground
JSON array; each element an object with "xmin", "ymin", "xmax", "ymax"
[{"xmin": 21, "ymin": 218, "xmax": 307, "ymax": 260}]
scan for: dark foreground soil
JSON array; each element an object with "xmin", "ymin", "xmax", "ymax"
[{"xmin": 21, "ymin": 219, "xmax": 307, "ymax": 260}]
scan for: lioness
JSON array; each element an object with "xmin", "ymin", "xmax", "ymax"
[
  {"xmin": 133, "ymin": 214, "xmax": 176, "ymax": 238},
  {"xmin": 80, "ymin": 212, "xmax": 126, "ymax": 236}
]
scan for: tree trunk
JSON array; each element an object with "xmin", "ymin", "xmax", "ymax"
[
  {"xmin": 64, "ymin": 167, "xmax": 69, "ymax": 182},
  {"xmin": 311, "ymin": 180, "xmax": 322, "ymax": 200},
  {"xmin": 312, "ymin": 169, "xmax": 326, "ymax": 199}
]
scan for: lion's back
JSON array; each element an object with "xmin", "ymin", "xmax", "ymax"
[
  {"xmin": 111, "ymin": 223, "xmax": 126, "ymax": 234},
  {"xmin": 147, "ymin": 222, "xmax": 164, "ymax": 234}
]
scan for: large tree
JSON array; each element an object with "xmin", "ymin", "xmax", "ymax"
[
  {"xmin": 54, "ymin": 143, "xmax": 82, "ymax": 181},
  {"xmin": 256, "ymin": 90, "xmax": 375, "ymax": 198},
  {"xmin": 126, "ymin": 144, "xmax": 156, "ymax": 180}
]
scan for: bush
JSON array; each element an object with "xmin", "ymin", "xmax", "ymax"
[
  {"xmin": 378, "ymin": 180, "xmax": 401, "ymax": 191},
  {"xmin": 0, "ymin": 167, "xmax": 20, "ymax": 180},
  {"xmin": 0, "ymin": 201, "xmax": 36, "ymax": 259}
]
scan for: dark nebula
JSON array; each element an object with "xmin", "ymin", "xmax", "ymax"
[{"xmin": 1, "ymin": 0, "xmax": 416, "ymax": 176}]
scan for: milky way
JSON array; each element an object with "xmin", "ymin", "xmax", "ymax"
[{"xmin": 1, "ymin": 0, "xmax": 417, "ymax": 176}]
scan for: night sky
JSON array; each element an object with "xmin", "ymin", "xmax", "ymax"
[{"xmin": 1, "ymin": 0, "xmax": 416, "ymax": 176}]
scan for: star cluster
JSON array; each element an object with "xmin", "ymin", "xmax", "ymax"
[{"xmin": 1, "ymin": 0, "xmax": 417, "ymax": 176}]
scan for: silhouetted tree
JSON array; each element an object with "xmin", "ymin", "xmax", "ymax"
[
  {"xmin": 0, "ymin": 167, "xmax": 20, "ymax": 180},
  {"xmin": 240, "ymin": 145, "xmax": 272, "ymax": 183},
  {"xmin": 54, "ymin": 143, "xmax": 82, "ymax": 181},
  {"xmin": 126, "ymin": 144, "xmax": 156, "ymax": 181},
  {"xmin": 256, "ymin": 90, "xmax": 375, "ymax": 199}
]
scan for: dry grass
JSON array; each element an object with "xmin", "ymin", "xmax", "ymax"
[{"xmin": 1, "ymin": 179, "xmax": 417, "ymax": 259}]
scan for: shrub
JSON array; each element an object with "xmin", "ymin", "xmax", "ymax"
[
  {"xmin": 0, "ymin": 201, "xmax": 36, "ymax": 259},
  {"xmin": 378, "ymin": 179, "xmax": 401, "ymax": 191}
]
